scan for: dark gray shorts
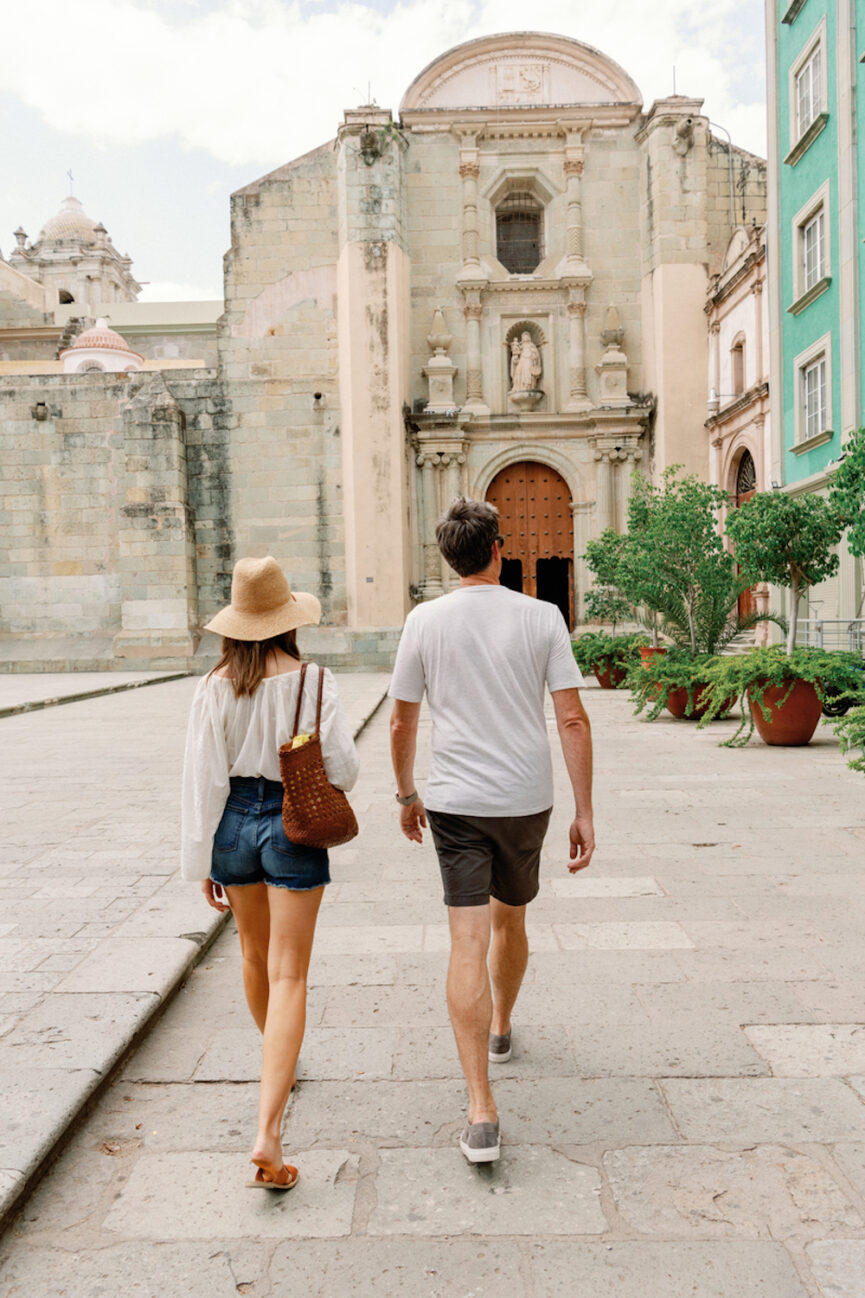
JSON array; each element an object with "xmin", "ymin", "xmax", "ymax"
[{"xmin": 426, "ymin": 808, "xmax": 552, "ymax": 908}]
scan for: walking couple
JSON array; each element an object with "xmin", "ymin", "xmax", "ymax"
[{"xmin": 181, "ymin": 496, "xmax": 594, "ymax": 1189}]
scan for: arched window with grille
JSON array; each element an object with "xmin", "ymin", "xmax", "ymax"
[
  {"xmin": 496, "ymin": 192, "xmax": 543, "ymax": 274},
  {"xmin": 736, "ymin": 450, "xmax": 757, "ymax": 503}
]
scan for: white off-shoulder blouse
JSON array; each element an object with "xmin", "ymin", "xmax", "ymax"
[{"xmin": 181, "ymin": 665, "xmax": 360, "ymax": 881}]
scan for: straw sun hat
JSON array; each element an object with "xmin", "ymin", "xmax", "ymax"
[{"xmin": 204, "ymin": 557, "xmax": 321, "ymax": 641}]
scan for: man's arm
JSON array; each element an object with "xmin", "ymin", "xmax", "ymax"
[
  {"xmin": 551, "ymin": 688, "xmax": 595, "ymax": 873},
  {"xmin": 389, "ymin": 699, "xmax": 427, "ymax": 844}
]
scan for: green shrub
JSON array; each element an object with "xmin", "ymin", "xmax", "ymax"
[
  {"xmin": 572, "ymin": 631, "xmax": 646, "ymax": 680},
  {"xmin": 697, "ymin": 646, "xmax": 865, "ymax": 746}
]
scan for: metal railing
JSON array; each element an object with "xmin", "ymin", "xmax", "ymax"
[{"xmin": 796, "ymin": 618, "xmax": 865, "ymax": 655}]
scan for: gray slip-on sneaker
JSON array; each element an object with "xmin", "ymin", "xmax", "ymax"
[
  {"xmin": 459, "ymin": 1120, "xmax": 501, "ymax": 1164},
  {"xmin": 488, "ymin": 1030, "xmax": 512, "ymax": 1063}
]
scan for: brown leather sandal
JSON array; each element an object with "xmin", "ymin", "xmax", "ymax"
[{"xmin": 246, "ymin": 1163, "xmax": 298, "ymax": 1191}]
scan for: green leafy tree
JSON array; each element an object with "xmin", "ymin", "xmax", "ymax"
[
  {"xmin": 828, "ymin": 426, "xmax": 865, "ymax": 615},
  {"xmin": 620, "ymin": 468, "xmax": 760, "ymax": 655},
  {"xmin": 726, "ymin": 492, "xmax": 842, "ymax": 654},
  {"xmin": 583, "ymin": 530, "xmax": 632, "ymax": 631}
]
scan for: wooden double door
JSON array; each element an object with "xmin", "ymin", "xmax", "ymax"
[{"xmin": 486, "ymin": 461, "xmax": 574, "ymax": 629}]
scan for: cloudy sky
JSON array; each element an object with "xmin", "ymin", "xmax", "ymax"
[{"xmin": 1, "ymin": 0, "xmax": 766, "ymax": 302}]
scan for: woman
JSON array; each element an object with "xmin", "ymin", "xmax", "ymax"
[{"xmin": 181, "ymin": 556, "xmax": 359, "ymax": 1190}]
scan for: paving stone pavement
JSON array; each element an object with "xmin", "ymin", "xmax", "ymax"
[
  {"xmin": 0, "ymin": 671, "xmax": 389, "ymax": 1226},
  {"xmin": 2, "ymin": 683, "xmax": 865, "ymax": 1296}
]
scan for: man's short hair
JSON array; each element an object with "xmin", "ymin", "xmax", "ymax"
[{"xmin": 436, "ymin": 497, "xmax": 500, "ymax": 577}]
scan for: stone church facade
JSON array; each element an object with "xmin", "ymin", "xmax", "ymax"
[{"xmin": 0, "ymin": 32, "xmax": 766, "ymax": 671}]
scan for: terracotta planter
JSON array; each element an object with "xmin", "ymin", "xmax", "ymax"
[
  {"xmin": 666, "ymin": 684, "xmax": 737, "ymax": 721},
  {"xmin": 639, "ymin": 646, "xmax": 668, "ymax": 665},
  {"xmin": 593, "ymin": 662, "xmax": 628, "ymax": 689},
  {"xmin": 748, "ymin": 677, "xmax": 822, "ymax": 746},
  {"xmin": 666, "ymin": 684, "xmax": 711, "ymax": 720}
]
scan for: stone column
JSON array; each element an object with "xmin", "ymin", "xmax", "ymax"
[
  {"xmin": 710, "ymin": 321, "xmax": 721, "ymax": 402},
  {"xmin": 593, "ymin": 448, "xmax": 614, "ymax": 535},
  {"xmin": 572, "ymin": 499, "xmax": 594, "ymax": 625},
  {"xmin": 419, "ymin": 452, "xmax": 444, "ymax": 599},
  {"xmin": 615, "ymin": 445, "xmax": 644, "ymax": 532},
  {"xmin": 462, "ymin": 291, "xmax": 487, "ymax": 413},
  {"xmin": 564, "ymin": 155, "xmax": 585, "ymax": 264},
  {"xmin": 752, "ymin": 280, "xmax": 765, "ymax": 384},
  {"xmin": 565, "ymin": 292, "xmax": 590, "ymax": 412},
  {"xmin": 459, "ymin": 159, "xmax": 481, "ymax": 271}
]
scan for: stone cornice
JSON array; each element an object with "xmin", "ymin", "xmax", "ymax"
[
  {"xmin": 705, "ymin": 247, "xmax": 766, "ymax": 310},
  {"xmin": 783, "ymin": 111, "xmax": 829, "ymax": 166},
  {"xmin": 704, "ymin": 381, "xmax": 769, "ymax": 430},
  {"xmin": 790, "ymin": 428, "xmax": 833, "ymax": 455},
  {"xmin": 782, "ymin": 0, "xmax": 808, "ymax": 23},
  {"xmin": 401, "ymin": 103, "xmax": 640, "ymax": 135},
  {"xmin": 787, "ymin": 276, "xmax": 832, "ymax": 316}
]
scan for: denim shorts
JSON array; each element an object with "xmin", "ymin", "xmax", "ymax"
[{"xmin": 210, "ymin": 776, "xmax": 330, "ymax": 892}]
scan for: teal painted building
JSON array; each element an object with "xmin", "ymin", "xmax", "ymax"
[{"xmin": 766, "ymin": 0, "xmax": 863, "ymax": 624}]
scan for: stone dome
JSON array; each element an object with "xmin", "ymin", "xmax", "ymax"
[
  {"xmin": 67, "ymin": 319, "xmax": 135, "ymax": 353},
  {"xmin": 38, "ymin": 196, "xmax": 99, "ymax": 244},
  {"xmin": 59, "ymin": 318, "xmax": 143, "ymax": 372}
]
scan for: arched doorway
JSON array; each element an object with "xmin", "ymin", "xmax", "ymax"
[
  {"xmin": 486, "ymin": 461, "xmax": 574, "ymax": 627},
  {"xmin": 735, "ymin": 450, "xmax": 757, "ymax": 620}
]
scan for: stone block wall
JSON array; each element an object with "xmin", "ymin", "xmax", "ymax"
[
  {"xmin": 0, "ymin": 368, "xmax": 226, "ymax": 669},
  {"xmin": 220, "ymin": 144, "xmax": 346, "ymax": 626},
  {"xmin": 0, "ymin": 374, "xmax": 126, "ymax": 637}
]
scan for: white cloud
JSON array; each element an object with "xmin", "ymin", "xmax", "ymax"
[{"xmin": 1, "ymin": 0, "xmax": 767, "ymax": 166}]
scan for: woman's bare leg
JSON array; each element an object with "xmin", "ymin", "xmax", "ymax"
[
  {"xmin": 225, "ymin": 883, "xmax": 270, "ymax": 1032},
  {"xmin": 251, "ymin": 884, "xmax": 324, "ymax": 1181}
]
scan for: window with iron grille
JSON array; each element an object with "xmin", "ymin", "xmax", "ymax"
[
  {"xmin": 496, "ymin": 192, "xmax": 543, "ymax": 274},
  {"xmin": 796, "ymin": 45, "xmax": 822, "ymax": 138},
  {"xmin": 802, "ymin": 355, "xmax": 827, "ymax": 440}
]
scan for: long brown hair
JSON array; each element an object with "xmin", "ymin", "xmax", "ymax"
[{"xmin": 210, "ymin": 631, "xmax": 300, "ymax": 698}]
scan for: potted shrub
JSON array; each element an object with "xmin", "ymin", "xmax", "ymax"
[
  {"xmin": 833, "ymin": 703, "xmax": 865, "ymax": 773},
  {"xmin": 618, "ymin": 469, "xmax": 782, "ymax": 718},
  {"xmin": 573, "ymin": 630, "xmax": 646, "ymax": 688},
  {"xmin": 629, "ymin": 649, "xmax": 735, "ymax": 721},
  {"xmin": 723, "ymin": 491, "xmax": 845, "ymax": 743},
  {"xmin": 698, "ymin": 646, "xmax": 865, "ymax": 746}
]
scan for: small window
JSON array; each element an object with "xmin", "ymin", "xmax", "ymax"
[
  {"xmin": 802, "ymin": 355, "xmax": 827, "ymax": 440},
  {"xmin": 58, "ymin": 289, "xmax": 75, "ymax": 304},
  {"xmin": 796, "ymin": 45, "xmax": 822, "ymax": 137},
  {"xmin": 731, "ymin": 339, "xmax": 745, "ymax": 395},
  {"xmin": 496, "ymin": 192, "xmax": 543, "ymax": 274},
  {"xmin": 802, "ymin": 209, "xmax": 825, "ymax": 290}
]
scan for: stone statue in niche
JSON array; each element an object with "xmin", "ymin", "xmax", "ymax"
[
  {"xmin": 510, "ymin": 331, "xmax": 542, "ymax": 391},
  {"xmin": 508, "ymin": 330, "xmax": 544, "ymax": 411}
]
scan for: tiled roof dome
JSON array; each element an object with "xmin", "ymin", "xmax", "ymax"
[
  {"xmin": 38, "ymin": 196, "xmax": 99, "ymax": 244},
  {"xmin": 68, "ymin": 319, "xmax": 134, "ymax": 353}
]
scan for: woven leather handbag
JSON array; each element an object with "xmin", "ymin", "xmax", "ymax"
[{"xmin": 278, "ymin": 663, "xmax": 358, "ymax": 849}]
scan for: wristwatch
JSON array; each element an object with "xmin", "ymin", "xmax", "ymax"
[{"xmin": 395, "ymin": 790, "xmax": 419, "ymax": 805}]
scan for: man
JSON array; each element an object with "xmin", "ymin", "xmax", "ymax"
[{"xmin": 389, "ymin": 496, "xmax": 594, "ymax": 1165}]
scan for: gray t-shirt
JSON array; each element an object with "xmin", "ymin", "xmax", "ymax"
[{"xmin": 388, "ymin": 586, "xmax": 584, "ymax": 817}]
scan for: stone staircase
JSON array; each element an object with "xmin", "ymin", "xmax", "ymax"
[{"xmin": 721, "ymin": 628, "xmax": 758, "ymax": 656}]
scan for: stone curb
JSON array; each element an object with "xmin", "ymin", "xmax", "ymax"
[
  {"xmin": 0, "ymin": 680, "xmax": 390, "ymax": 1228},
  {"xmin": 0, "ymin": 672, "xmax": 191, "ymax": 720}
]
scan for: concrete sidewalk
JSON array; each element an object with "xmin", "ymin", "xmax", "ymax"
[
  {"xmin": 0, "ymin": 671, "xmax": 390, "ymax": 1224},
  {"xmin": 2, "ymin": 684, "xmax": 865, "ymax": 1295},
  {"xmin": 0, "ymin": 671, "xmax": 188, "ymax": 719}
]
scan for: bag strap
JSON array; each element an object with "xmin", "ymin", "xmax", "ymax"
[
  {"xmin": 314, "ymin": 663, "xmax": 325, "ymax": 739},
  {"xmin": 291, "ymin": 662, "xmax": 309, "ymax": 739}
]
